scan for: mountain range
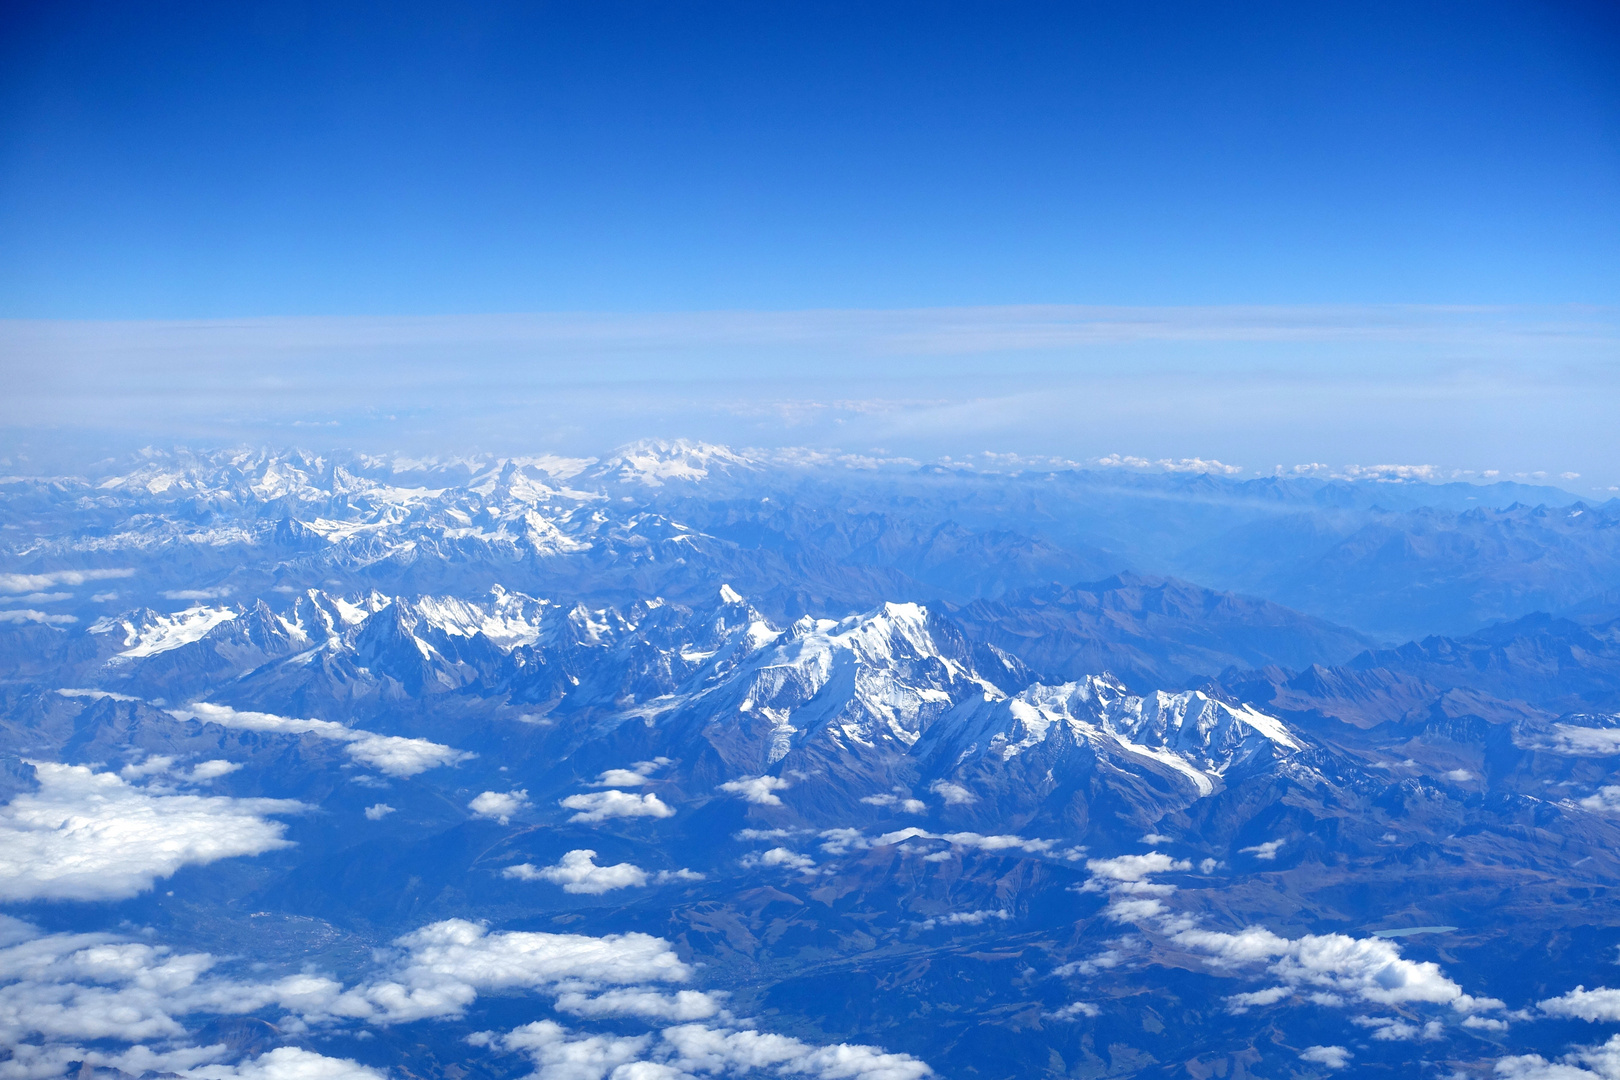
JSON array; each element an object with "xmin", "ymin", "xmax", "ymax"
[{"xmin": 3, "ymin": 442, "xmax": 1620, "ymax": 1080}]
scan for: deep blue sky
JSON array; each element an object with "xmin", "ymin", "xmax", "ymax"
[{"xmin": 2, "ymin": 0, "xmax": 1617, "ymax": 317}]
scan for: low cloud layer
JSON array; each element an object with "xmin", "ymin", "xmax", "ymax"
[
  {"xmin": 560, "ymin": 791, "xmax": 675, "ymax": 823},
  {"xmin": 0, "ymin": 913, "xmax": 933, "ymax": 1080},
  {"xmin": 169, "ymin": 702, "xmax": 474, "ymax": 778},
  {"xmin": 503, "ymin": 850, "xmax": 703, "ymax": 894},
  {"xmin": 717, "ymin": 776, "xmax": 790, "ymax": 806},
  {"xmin": 0, "ymin": 763, "xmax": 301, "ymax": 901}
]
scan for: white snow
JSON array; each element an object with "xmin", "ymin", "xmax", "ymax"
[{"xmin": 94, "ymin": 606, "xmax": 239, "ymax": 658}]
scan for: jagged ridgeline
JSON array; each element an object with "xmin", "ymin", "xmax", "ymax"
[{"xmin": 3, "ymin": 441, "xmax": 1620, "ymax": 1080}]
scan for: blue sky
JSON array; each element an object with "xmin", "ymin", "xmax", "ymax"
[
  {"xmin": 0, "ymin": 2, "xmax": 1617, "ymax": 484},
  {"xmin": 2, "ymin": 0, "xmax": 1617, "ymax": 315}
]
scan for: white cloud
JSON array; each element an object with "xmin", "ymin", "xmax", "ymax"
[
  {"xmin": 1579, "ymin": 788, "xmax": 1620, "ymax": 813},
  {"xmin": 590, "ymin": 759, "xmax": 670, "ymax": 787},
  {"xmin": 0, "ymin": 919, "xmax": 354, "ymax": 1057},
  {"xmin": 1529, "ymin": 725, "xmax": 1620, "ymax": 758},
  {"xmin": 940, "ymin": 831, "xmax": 1058, "ymax": 855},
  {"xmin": 57, "ymin": 687, "xmax": 140, "ymax": 702},
  {"xmin": 121, "ymin": 754, "xmax": 178, "ymax": 779},
  {"xmin": 1104, "ymin": 898, "xmax": 1167, "ymax": 922},
  {"xmin": 818, "ymin": 827, "xmax": 1065, "ymax": 862},
  {"xmin": 1441, "ymin": 769, "xmax": 1474, "ymax": 782},
  {"xmin": 560, "ymin": 791, "xmax": 675, "ymax": 823},
  {"xmin": 170, "ymin": 703, "xmax": 473, "ymax": 778},
  {"xmin": 0, "ymin": 914, "xmax": 928, "ymax": 1080},
  {"xmin": 1541, "ymin": 986, "xmax": 1620, "ymax": 1022},
  {"xmin": 554, "ymin": 988, "xmax": 726, "ymax": 1022},
  {"xmin": 913, "ymin": 910, "xmax": 1009, "ymax": 931},
  {"xmin": 1043, "ymin": 1002, "xmax": 1099, "ymax": 1020},
  {"xmin": 118, "ymin": 755, "xmax": 239, "ymax": 784},
  {"xmin": 736, "ymin": 828, "xmax": 807, "ymax": 841},
  {"xmin": 859, "ymin": 794, "xmax": 927, "ymax": 813},
  {"xmin": 481, "ymin": 1017, "xmax": 935, "ymax": 1080},
  {"xmin": 718, "ymin": 776, "xmax": 790, "ymax": 806},
  {"xmin": 162, "ymin": 587, "xmax": 234, "ymax": 601},
  {"xmin": 1169, "ymin": 923, "xmax": 1502, "ymax": 1014},
  {"xmin": 1224, "ymin": 986, "xmax": 1293, "ymax": 1013},
  {"xmin": 184, "ymin": 1048, "xmax": 386, "ymax": 1080},
  {"xmin": 484, "ymin": 1020, "xmax": 648, "ymax": 1080},
  {"xmin": 927, "ymin": 780, "xmax": 976, "ymax": 805},
  {"xmin": 470, "ymin": 790, "xmax": 530, "ymax": 825},
  {"xmin": 658, "ymin": 1021, "xmax": 933, "ymax": 1080},
  {"xmin": 0, "ymin": 763, "xmax": 302, "ymax": 901},
  {"xmin": 1238, "ymin": 839, "xmax": 1285, "ymax": 861},
  {"xmin": 186, "ymin": 760, "xmax": 242, "ymax": 782},
  {"xmin": 1350, "ymin": 1015, "xmax": 1439, "ymax": 1041},
  {"xmin": 1494, "ymin": 1035, "xmax": 1620, "ymax": 1079},
  {"xmin": 1085, "ymin": 852, "xmax": 1191, "ymax": 885},
  {"xmin": 335, "ymin": 919, "xmax": 692, "ymax": 1024},
  {"xmin": 742, "ymin": 848, "xmax": 815, "ymax": 871},
  {"xmin": 1053, "ymin": 951, "xmax": 1122, "ymax": 978},
  {"xmin": 364, "ymin": 803, "xmax": 396, "ymax": 821},
  {"xmin": 1298, "ymin": 1045, "xmax": 1351, "ymax": 1070},
  {"xmin": 0, "ymin": 569, "xmax": 133, "ymax": 593},
  {"xmin": 344, "ymin": 732, "xmax": 472, "ymax": 777},
  {"xmin": 1465, "ymin": 1016, "xmax": 1510, "ymax": 1032},
  {"xmin": 505, "ymin": 850, "xmax": 650, "ymax": 894},
  {"xmin": 0, "ymin": 609, "xmax": 76, "ymax": 626}
]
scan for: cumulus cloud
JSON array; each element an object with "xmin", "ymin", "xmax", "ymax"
[
  {"xmin": 741, "ymin": 848, "xmax": 815, "ymax": 871},
  {"xmin": 184, "ymin": 1047, "xmax": 386, "ymax": 1080},
  {"xmin": 912, "ymin": 910, "xmax": 1009, "ymax": 931},
  {"xmin": 0, "ymin": 763, "xmax": 302, "ymax": 901},
  {"xmin": 718, "ymin": 775, "xmax": 790, "ymax": 806},
  {"xmin": 480, "ymin": 1018, "xmax": 935, "ymax": 1080},
  {"xmin": 170, "ymin": 703, "xmax": 473, "ymax": 778},
  {"xmin": 470, "ymin": 790, "xmax": 531, "ymax": 824},
  {"xmin": 1298, "ymin": 1045, "xmax": 1351, "ymax": 1070},
  {"xmin": 1075, "ymin": 855, "xmax": 1503, "ymax": 1027},
  {"xmin": 117, "ymin": 755, "xmax": 242, "ymax": 785},
  {"xmin": 0, "ymin": 918, "xmax": 367, "ymax": 1064},
  {"xmin": 503, "ymin": 850, "xmax": 690, "ymax": 894},
  {"xmin": 1493, "ymin": 1035, "xmax": 1620, "ymax": 1079},
  {"xmin": 1350, "ymin": 1015, "xmax": 1441, "ymax": 1041},
  {"xmin": 927, "ymin": 780, "xmax": 976, "ymax": 805},
  {"xmin": 1053, "ymin": 951, "xmax": 1123, "ymax": 978},
  {"xmin": 331, "ymin": 919, "xmax": 692, "ymax": 1025},
  {"xmin": 1169, "ymin": 923, "xmax": 1502, "ymax": 1014},
  {"xmin": 560, "ymin": 791, "xmax": 675, "ymax": 823},
  {"xmin": 859, "ymin": 793, "xmax": 927, "ymax": 813},
  {"xmin": 162, "ymin": 587, "xmax": 235, "ymax": 601},
  {"xmin": 818, "ymin": 826, "xmax": 1068, "ymax": 862},
  {"xmin": 1086, "ymin": 853, "xmax": 1191, "ymax": 884},
  {"xmin": 57, "ymin": 687, "xmax": 140, "ymax": 702},
  {"xmin": 590, "ymin": 759, "xmax": 671, "ymax": 787},
  {"xmin": 1044, "ymin": 1002, "xmax": 1099, "ymax": 1020},
  {"xmin": 477, "ymin": 1020, "xmax": 648, "ymax": 1080},
  {"xmin": 364, "ymin": 803, "xmax": 396, "ymax": 821},
  {"xmin": 1224, "ymin": 985, "xmax": 1293, "ymax": 1013},
  {"xmin": 554, "ymin": 988, "xmax": 726, "ymax": 1022},
  {"xmin": 0, "ymin": 569, "xmax": 134, "ymax": 593},
  {"xmin": 0, "ymin": 608, "xmax": 77, "ymax": 625},
  {"xmin": 1578, "ymin": 788, "xmax": 1620, "ymax": 814},
  {"xmin": 1541, "ymin": 986, "xmax": 1620, "ymax": 1022},
  {"xmin": 1238, "ymin": 839, "xmax": 1285, "ymax": 861},
  {"xmin": 0, "ymin": 914, "xmax": 928, "ymax": 1080},
  {"xmin": 186, "ymin": 760, "xmax": 242, "ymax": 782},
  {"xmin": 659, "ymin": 1021, "xmax": 932, "ymax": 1080},
  {"xmin": 1529, "ymin": 724, "xmax": 1620, "ymax": 757}
]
